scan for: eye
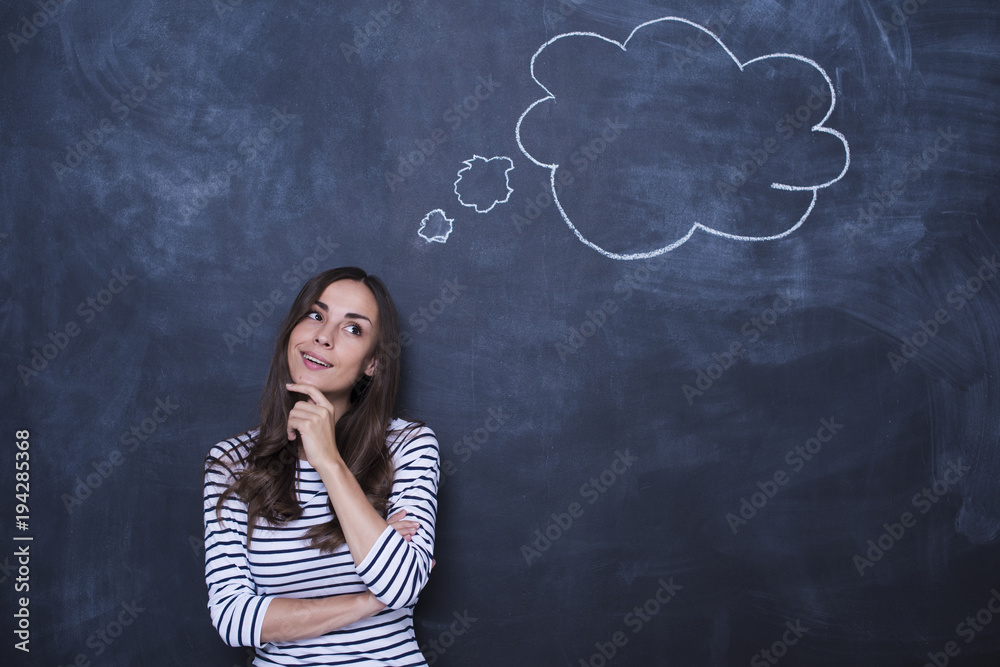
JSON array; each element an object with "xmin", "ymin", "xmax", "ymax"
[
  {"xmin": 346, "ymin": 323, "xmax": 363, "ymax": 336},
  {"xmin": 306, "ymin": 310, "xmax": 322, "ymax": 322}
]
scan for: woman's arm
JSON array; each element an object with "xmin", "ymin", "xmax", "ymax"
[
  {"xmin": 204, "ymin": 440, "xmax": 273, "ymax": 647},
  {"xmin": 258, "ymin": 508, "xmax": 418, "ymax": 642},
  {"xmin": 285, "ymin": 383, "xmax": 394, "ymax": 561},
  {"xmin": 205, "ymin": 441, "xmax": 418, "ymax": 646},
  {"xmin": 314, "ymin": 456, "xmax": 395, "ymax": 562},
  {"xmin": 259, "ymin": 590, "xmax": 384, "ymax": 643},
  {"xmin": 286, "ymin": 385, "xmax": 440, "ymax": 609},
  {"xmin": 353, "ymin": 427, "xmax": 439, "ymax": 609}
]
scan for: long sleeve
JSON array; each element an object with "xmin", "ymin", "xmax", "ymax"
[
  {"xmin": 356, "ymin": 425, "xmax": 440, "ymax": 610},
  {"xmin": 203, "ymin": 438, "xmax": 273, "ymax": 648}
]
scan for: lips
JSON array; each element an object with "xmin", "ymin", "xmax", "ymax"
[{"xmin": 300, "ymin": 351, "xmax": 332, "ymax": 369}]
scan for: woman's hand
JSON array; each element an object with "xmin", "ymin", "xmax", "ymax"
[
  {"xmin": 285, "ymin": 383, "xmax": 342, "ymax": 469},
  {"xmin": 387, "ymin": 509, "xmax": 419, "ymax": 542},
  {"xmin": 388, "ymin": 510, "xmax": 435, "ymax": 570}
]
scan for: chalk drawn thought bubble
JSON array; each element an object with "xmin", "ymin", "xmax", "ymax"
[
  {"xmin": 418, "ymin": 209, "xmax": 454, "ymax": 244},
  {"xmin": 515, "ymin": 17, "xmax": 850, "ymax": 260},
  {"xmin": 454, "ymin": 155, "xmax": 515, "ymax": 213}
]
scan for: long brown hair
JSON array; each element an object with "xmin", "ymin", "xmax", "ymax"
[{"xmin": 209, "ymin": 267, "xmax": 402, "ymax": 553}]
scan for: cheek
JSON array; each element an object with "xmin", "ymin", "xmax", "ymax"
[{"xmin": 286, "ymin": 342, "xmax": 304, "ymax": 381}]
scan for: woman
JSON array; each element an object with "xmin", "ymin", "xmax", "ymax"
[{"xmin": 203, "ymin": 267, "xmax": 439, "ymax": 666}]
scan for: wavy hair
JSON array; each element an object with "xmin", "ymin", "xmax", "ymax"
[{"xmin": 209, "ymin": 267, "xmax": 404, "ymax": 553}]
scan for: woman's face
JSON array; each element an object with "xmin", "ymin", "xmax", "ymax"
[{"xmin": 285, "ymin": 279, "xmax": 380, "ymax": 408}]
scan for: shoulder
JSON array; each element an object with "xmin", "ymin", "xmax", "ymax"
[
  {"xmin": 386, "ymin": 418, "xmax": 439, "ymax": 461},
  {"xmin": 204, "ymin": 430, "xmax": 257, "ymax": 477}
]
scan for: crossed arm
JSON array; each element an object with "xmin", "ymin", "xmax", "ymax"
[
  {"xmin": 259, "ymin": 510, "xmax": 419, "ymax": 643},
  {"xmin": 205, "ymin": 391, "xmax": 438, "ymax": 647}
]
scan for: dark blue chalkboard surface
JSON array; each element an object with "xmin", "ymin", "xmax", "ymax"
[{"xmin": 3, "ymin": 0, "xmax": 1000, "ymax": 665}]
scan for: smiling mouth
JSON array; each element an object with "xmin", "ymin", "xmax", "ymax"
[{"xmin": 302, "ymin": 352, "xmax": 332, "ymax": 368}]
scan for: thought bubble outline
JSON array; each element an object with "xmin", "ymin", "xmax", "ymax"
[
  {"xmin": 514, "ymin": 16, "xmax": 851, "ymax": 260},
  {"xmin": 454, "ymin": 154, "xmax": 515, "ymax": 213},
  {"xmin": 418, "ymin": 209, "xmax": 454, "ymax": 244}
]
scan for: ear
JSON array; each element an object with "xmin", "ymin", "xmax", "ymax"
[{"xmin": 363, "ymin": 355, "xmax": 377, "ymax": 378}]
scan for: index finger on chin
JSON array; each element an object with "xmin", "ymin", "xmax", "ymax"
[{"xmin": 285, "ymin": 382, "xmax": 327, "ymax": 405}]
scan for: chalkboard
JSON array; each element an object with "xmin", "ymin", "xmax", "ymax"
[{"xmin": 4, "ymin": 0, "xmax": 1000, "ymax": 665}]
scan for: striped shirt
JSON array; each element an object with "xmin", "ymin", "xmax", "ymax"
[{"xmin": 203, "ymin": 419, "xmax": 439, "ymax": 666}]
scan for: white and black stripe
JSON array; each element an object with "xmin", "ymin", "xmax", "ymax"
[{"xmin": 204, "ymin": 419, "xmax": 439, "ymax": 666}]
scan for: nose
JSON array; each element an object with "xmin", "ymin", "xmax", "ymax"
[{"xmin": 313, "ymin": 324, "xmax": 335, "ymax": 347}]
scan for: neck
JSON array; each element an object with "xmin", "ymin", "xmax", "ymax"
[{"xmin": 327, "ymin": 394, "xmax": 351, "ymax": 421}]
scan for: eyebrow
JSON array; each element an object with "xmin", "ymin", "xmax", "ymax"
[{"xmin": 314, "ymin": 301, "xmax": 373, "ymax": 324}]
